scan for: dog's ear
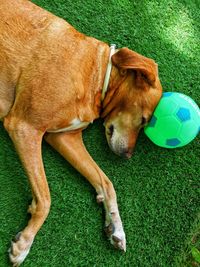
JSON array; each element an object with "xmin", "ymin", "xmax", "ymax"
[{"xmin": 112, "ymin": 48, "xmax": 157, "ymax": 88}]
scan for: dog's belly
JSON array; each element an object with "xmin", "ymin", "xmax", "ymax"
[{"xmin": 47, "ymin": 118, "xmax": 90, "ymax": 133}]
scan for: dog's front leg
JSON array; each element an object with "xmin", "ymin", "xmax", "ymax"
[
  {"xmin": 45, "ymin": 131, "xmax": 126, "ymax": 251},
  {"xmin": 4, "ymin": 118, "xmax": 51, "ymax": 266}
]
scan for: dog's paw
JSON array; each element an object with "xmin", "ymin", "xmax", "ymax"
[
  {"xmin": 105, "ymin": 214, "xmax": 126, "ymax": 252},
  {"xmin": 8, "ymin": 232, "xmax": 33, "ymax": 266}
]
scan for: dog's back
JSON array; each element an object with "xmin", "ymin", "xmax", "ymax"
[
  {"xmin": 0, "ymin": 0, "xmax": 54, "ymax": 119},
  {"xmin": 0, "ymin": 0, "xmax": 107, "ymax": 122}
]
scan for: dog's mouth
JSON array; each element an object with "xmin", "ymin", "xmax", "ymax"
[{"xmin": 105, "ymin": 124, "xmax": 133, "ymax": 159}]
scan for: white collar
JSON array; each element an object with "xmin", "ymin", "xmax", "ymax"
[{"xmin": 101, "ymin": 44, "xmax": 116, "ymax": 101}]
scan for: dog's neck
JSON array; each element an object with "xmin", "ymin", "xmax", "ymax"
[{"xmin": 101, "ymin": 65, "xmax": 127, "ymax": 119}]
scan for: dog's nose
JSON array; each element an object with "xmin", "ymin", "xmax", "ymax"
[
  {"xmin": 124, "ymin": 151, "xmax": 132, "ymax": 159},
  {"xmin": 120, "ymin": 149, "xmax": 133, "ymax": 159}
]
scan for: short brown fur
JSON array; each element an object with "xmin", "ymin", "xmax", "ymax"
[{"xmin": 0, "ymin": 0, "xmax": 162, "ymax": 265}]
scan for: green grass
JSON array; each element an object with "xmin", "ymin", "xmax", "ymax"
[
  {"xmin": 0, "ymin": 0, "xmax": 199, "ymax": 266},
  {"xmin": 176, "ymin": 215, "xmax": 200, "ymax": 266}
]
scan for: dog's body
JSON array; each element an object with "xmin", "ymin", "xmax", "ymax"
[{"xmin": 0, "ymin": 0, "xmax": 162, "ymax": 265}]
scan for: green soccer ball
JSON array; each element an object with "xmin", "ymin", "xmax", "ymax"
[{"xmin": 144, "ymin": 92, "xmax": 200, "ymax": 148}]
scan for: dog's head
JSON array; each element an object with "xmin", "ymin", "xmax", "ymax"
[{"xmin": 101, "ymin": 48, "xmax": 162, "ymax": 158}]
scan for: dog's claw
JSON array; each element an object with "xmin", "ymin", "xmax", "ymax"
[
  {"xmin": 112, "ymin": 234, "xmax": 126, "ymax": 252},
  {"xmin": 112, "ymin": 235, "xmax": 121, "ymax": 242}
]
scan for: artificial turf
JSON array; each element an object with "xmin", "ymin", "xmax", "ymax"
[{"xmin": 0, "ymin": 0, "xmax": 199, "ymax": 266}]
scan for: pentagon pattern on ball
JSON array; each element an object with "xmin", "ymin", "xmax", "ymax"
[
  {"xmin": 166, "ymin": 138, "xmax": 181, "ymax": 147},
  {"xmin": 148, "ymin": 115, "xmax": 157, "ymax": 127},
  {"xmin": 163, "ymin": 92, "xmax": 173, "ymax": 97},
  {"xmin": 176, "ymin": 108, "xmax": 191, "ymax": 122}
]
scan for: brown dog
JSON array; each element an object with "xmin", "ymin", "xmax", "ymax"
[{"xmin": 0, "ymin": 0, "xmax": 162, "ymax": 265}]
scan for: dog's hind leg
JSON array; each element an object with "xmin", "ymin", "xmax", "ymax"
[
  {"xmin": 45, "ymin": 131, "xmax": 126, "ymax": 252},
  {"xmin": 4, "ymin": 117, "xmax": 51, "ymax": 266}
]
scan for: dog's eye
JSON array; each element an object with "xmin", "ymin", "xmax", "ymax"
[
  {"xmin": 119, "ymin": 69, "xmax": 127, "ymax": 76},
  {"xmin": 141, "ymin": 117, "xmax": 147, "ymax": 126},
  {"xmin": 141, "ymin": 73, "xmax": 149, "ymax": 83},
  {"xmin": 108, "ymin": 124, "xmax": 114, "ymax": 136}
]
